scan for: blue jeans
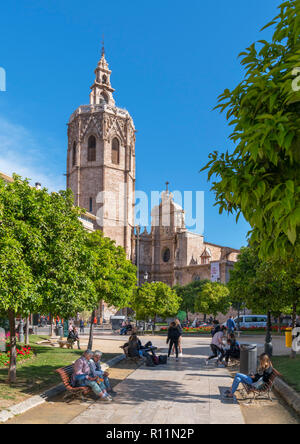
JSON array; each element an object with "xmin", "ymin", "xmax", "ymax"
[{"xmin": 232, "ymin": 373, "xmax": 253, "ymax": 394}]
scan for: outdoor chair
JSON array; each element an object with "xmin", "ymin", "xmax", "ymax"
[
  {"xmin": 55, "ymin": 364, "xmax": 92, "ymax": 401},
  {"xmin": 240, "ymin": 368, "xmax": 281, "ymax": 402}
]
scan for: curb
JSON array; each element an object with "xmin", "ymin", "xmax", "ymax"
[
  {"xmin": 274, "ymin": 377, "xmax": 300, "ymax": 417},
  {"xmin": 0, "ymin": 353, "xmax": 125, "ymax": 424}
]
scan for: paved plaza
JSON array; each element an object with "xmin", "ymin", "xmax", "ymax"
[{"xmin": 70, "ymin": 338, "xmax": 244, "ymax": 425}]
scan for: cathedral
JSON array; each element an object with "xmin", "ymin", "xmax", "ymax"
[{"xmin": 66, "ymin": 47, "xmax": 240, "ymax": 302}]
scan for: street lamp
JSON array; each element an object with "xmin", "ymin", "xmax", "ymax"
[{"xmin": 265, "ymin": 311, "xmax": 273, "ymax": 357}]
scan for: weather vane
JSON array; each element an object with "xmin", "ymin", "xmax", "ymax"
[{"xmin": 101, "ymin": 34, "xmax": 105, "ymax": 57}]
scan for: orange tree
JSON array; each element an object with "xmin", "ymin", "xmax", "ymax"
[
  {"xmin": 0, "ymin": 176, "xmax": 96, "ymax": 382},
  {"xmin": 202, "ymin": 1, "xmax": 300, "ymax": 260}
]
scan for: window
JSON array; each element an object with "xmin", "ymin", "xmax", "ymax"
[
  {"xmin": 100, "ymin": 92, "xmax": 108, "ymax": 104},
  {"xmin": 102, "ymin": 75, "xmax": 107, "ymax": 84},
  {"xmin": 88, "ymin": 136, "xmax": 96, "ymax": 162},
  {"xmin": 162, "ymin": 248, "xmax": 171, "ymax": 263},
  {"xmin": 112, "ymin": 138, "xmax": 120, "ymax": 165},
  {"xmin": 89, "ymin": 197, "xmax": 93, "ymax": 213},
  {"xmin": 72, "ymin": 142, "xmax": 77, "ymax": 166}
]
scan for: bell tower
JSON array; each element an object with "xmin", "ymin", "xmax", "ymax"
[{"xmin": 66, "ymin": 44, "xmax": 136, "ymax": 259}]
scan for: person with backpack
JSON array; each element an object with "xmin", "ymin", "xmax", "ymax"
[
  {"xmin": 167, "ymin": 321, "xmax": 181, "ymax": 361},
  {"xmin": 211, "ymin": 320, "xmax": 221, "ymax": 337}
]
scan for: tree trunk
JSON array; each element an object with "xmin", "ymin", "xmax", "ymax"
[
  {"xmin": 49, "ymin": 314, "xmax": 53, "ymax": 337},
  {"xmin": 25, "ymin": 317, "xmax": 30, "ymax": 345},
  {"xmin": 8, "ymin": 311, "xmax": 17, "ymax": 384},
  {"xmin": 290, "ymin": 303, "xmax": 297, "ymax": 359},
  {"xmin": 88, "ymin": 310, "xmax": 96, "ymax": 351},
  {"xmin": 99, "ymin": 300, "xmax": 103, "ymax": 325}
]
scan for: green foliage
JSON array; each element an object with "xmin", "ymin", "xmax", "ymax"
[
  {"xmin": 130, "ymin": 282, "xmax": 181, "ymax": 321},
  {"xmin": 0, "ymin": 176, "xmax": 96, "ymax": 319},
  {"xmin": 202, "ymin": 1, "xmax": 300, "ymax": 260},
  {"xmin": 175, "ymin": 280, "xmax": 210, "ymax": 316},
  {"xmin": 228, "ymin": 246, "xmax": 300, "ymax": 315},
  {"xmin": 86, "ymin": 230, "xmax": 137, "ymax": 310},
  {"xmin": 176, "ymin": 311, "xmax": 187, "ymax": 322},
  {"xmin": 195, "ymin": 282, "xmax": 231, "ymax": 317}
]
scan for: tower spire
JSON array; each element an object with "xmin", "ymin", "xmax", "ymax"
[
  {"xmin": 101, "ymin": 34, "xmax": 105, "ymax": 58},
  {"xmin": 90, "ymin": 39, "xmax": 115, "ymax": 106}
]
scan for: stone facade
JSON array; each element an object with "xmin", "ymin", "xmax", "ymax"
[
  {"xmin": 66, "ymin": 48, "xmax": 136, "ymax": 260},
  {"xmin": 134, "ymin": 190, "xmax": 240, "ymax": 287}
]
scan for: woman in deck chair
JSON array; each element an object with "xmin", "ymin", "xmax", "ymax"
[{"xmin": 225, "ymin": 353, "xmax": 273, "ymax": 399}]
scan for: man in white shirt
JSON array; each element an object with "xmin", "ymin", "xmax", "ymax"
[{"xmin": 206, "ymin": 326, "xmax": 226, "ymax": 365}]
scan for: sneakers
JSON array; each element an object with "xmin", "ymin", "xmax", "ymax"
[{"xmin": 99, "ymin": 395, "xmax": 113, "ymax": 402}]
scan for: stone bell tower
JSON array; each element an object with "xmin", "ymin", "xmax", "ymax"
[{"xmin": 66, "ymin": 44, "xmax": 136, "ymax": 259}]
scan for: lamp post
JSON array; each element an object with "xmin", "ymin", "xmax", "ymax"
[{"xmin": 265, "ymin": 310, "xmax": 273, "ymax": 357}]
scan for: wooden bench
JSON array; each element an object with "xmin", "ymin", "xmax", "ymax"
[
  {"xmin": 241, "ymin": 368, "xmax": 281, "ymax": 402},
  {"xmin": 55, "ymin": 365, "xmax": 92, "ymax": 401}
]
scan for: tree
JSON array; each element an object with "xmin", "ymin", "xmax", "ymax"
[
  {"xmin": 201, "ymin": 0, "xmax": 300, "ymax": 260},
  {"xmin": 86, "ymin": 231, "xmax": 137, "ymax": 350},
  {"xmin": 228, "ymin": 246, "xmax": 300, "ymax": 357},
  {"xmin": 130, "ymin": 282, "xmax": 181, "ymax": 325},
  {"xmin": 195, "ymin": 282, "xmax": 231, "ymax": 319},
  {"xmin": 175, "ymin": 280, "xmax": 210, "ymax": 321},
  {"xmin": 0, "ymin": 176, "xmax": 96, "ymax": 382}
]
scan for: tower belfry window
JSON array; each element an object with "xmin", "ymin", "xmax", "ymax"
[
  {"xmin": 72, "ymin": 142, "xmax": 77, "ymax": 166},
  {"xmin": 88, "ymin": 136, "xmax": 96, "ymax": 162},
  {"xmin": 112, "ymin": 138, "xmax": 120, "ymax": 165}
]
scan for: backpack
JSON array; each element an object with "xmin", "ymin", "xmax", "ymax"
[
  {"xmin": 152, "ymin": 355, "xmax": 159, "ymax": 365},
  {"xmin": 145, "ymin": 353, "xmax": 155, "ymax": 367},
  {"xmin": 158, "ymin": 355, "xmax": 168, "ymax": 365}
]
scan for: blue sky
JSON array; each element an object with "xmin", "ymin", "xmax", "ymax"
[{"xmin": 0, "ymin": 0, "xmax": 281, "ymax": 250}]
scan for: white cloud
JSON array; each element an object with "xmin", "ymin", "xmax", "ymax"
[{"xmin": 0, "ymin": 116, "xmax": 65, "ymax": 191}]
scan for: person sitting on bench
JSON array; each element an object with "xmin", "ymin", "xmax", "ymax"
[
  {"xmin": 225, "ymin": 353, "xmax": 273, "ymax": 398},
  {"xmin": 89, "ymin": 350, "xmax": 116, "ymax": 396},
  {"xmin": 72, "ymin": 350, "xmax": 112, "ymax": 402},
  {"xmin": 223, "ymin": 335, "xmax": 240, "ymax": 366}
]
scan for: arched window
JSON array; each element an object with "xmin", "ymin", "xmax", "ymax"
[
  {"xmin": 88, "ymin": 136, "xmax": 96, "ymax": 162},
  {"xmin": 112, "ymin": 138, "xmax": 120, "ymax": 165},
  {"xmin": 162, "ymin": 248, "xmax": 171, "ymax": 263},
  {"xmin": 100, "ymin": 92, "xmax": 109, "ymax": 104},
  {"xmin": 102, "ymin": 75, "xmax": 107, "ymax": 84},
  {"xmin": 72, "ymin": 142, "xmax": 77, "ymax": 166}
]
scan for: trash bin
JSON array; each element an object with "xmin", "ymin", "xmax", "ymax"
[
  {"xmin": 58, "ymin": 325, "xmax": 64, "ymax": 338},
  {"xmin": 240, "ymin": 344, "xmax": 257, "ymax": 375},
  {"xmin": 285, "ymin": 328, "xmax": 293, "ymax": 348}
]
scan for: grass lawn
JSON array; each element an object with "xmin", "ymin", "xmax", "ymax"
[
  {"xmin": 272, "ymin": 355, "xmax": 300, "ymax": 393},
  {"xmin": 0, "ymin": 335, "xmax": 117, "ymax": 410}
]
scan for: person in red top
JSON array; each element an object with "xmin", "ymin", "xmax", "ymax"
[{"xmin": 94, "ymin": 317, "xmax": 97, "ymax": 325}]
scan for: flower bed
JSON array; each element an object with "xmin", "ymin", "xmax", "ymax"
[
  {"xmin": 0, "ymin": 345, "xmax": 34, "ymax": 368},
  {"xmin": 160, "ymin": 326, "xmax": 213, "ymax": 334},
  {"xmin": 239, "ymin": 326, "xmax": 289, "ymax": 333}
]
